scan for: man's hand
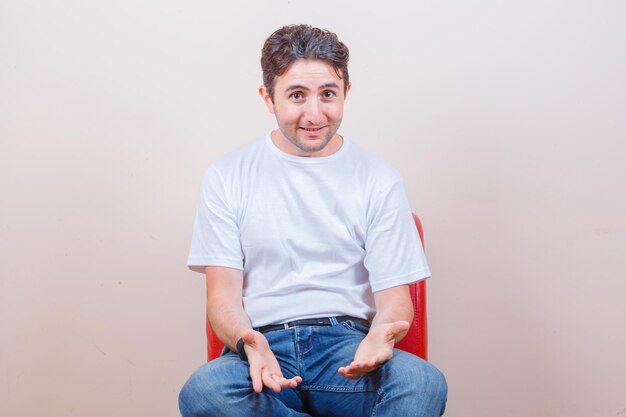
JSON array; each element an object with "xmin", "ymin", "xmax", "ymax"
[
  {"xmin": 241, "ymin": 329, "xmax": 303, "ymax": 393},
  {"xmin": 337, "ymin": 320, "xmax": 409, "ymax": 380}
]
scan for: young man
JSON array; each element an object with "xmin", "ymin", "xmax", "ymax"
[{"xmin": 180, "ymin": 24, "xmax": 447, "ymax": 416}]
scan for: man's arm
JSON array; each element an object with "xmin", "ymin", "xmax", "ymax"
[
  {"xmin": 205, "ymin": 266, "xmax": 302, "ymax": 392},
  {"xmin": 338, "ymin": 284, "xmax": 413, "ymax": 379}
]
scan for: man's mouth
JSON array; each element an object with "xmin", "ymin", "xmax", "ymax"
[{"xmin": 300, "ymin": 126, "xmax": 327, "ymax": 132}]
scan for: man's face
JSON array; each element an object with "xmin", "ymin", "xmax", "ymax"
[{"xmin": 260, "ymin": 59, "xmax": 351, "ymax": 157}]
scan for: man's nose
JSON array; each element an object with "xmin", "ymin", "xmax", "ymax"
[{"xmin": 304, "ymin": 99, "xmax": 324, "ymax": 124}]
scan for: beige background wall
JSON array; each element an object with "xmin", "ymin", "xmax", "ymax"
[{"xmin": 1, "ymin": 1, "xmax": 625, "ymax": 416}]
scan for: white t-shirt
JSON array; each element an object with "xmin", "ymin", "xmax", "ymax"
[{"xmin": 188, "ymin": 133, "xmax": 431, "ymax": 327}]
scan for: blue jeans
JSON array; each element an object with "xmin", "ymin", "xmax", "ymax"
[{"xmin": 179, "ymin": 320, "xmax": 447, "ymax": 416}]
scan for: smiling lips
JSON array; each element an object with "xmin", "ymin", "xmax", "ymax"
[{"xmin": 300, "ymin": 125, "xmax": 327, "ymax": 135}]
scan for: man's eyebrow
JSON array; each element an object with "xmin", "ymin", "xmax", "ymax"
[
  {"xmin": 284, "ymin": 83, "xmax": 341, "ymax": 92},
  {"xmin": 285, "ymin": 84, "xmax": 310, "ymax": 93},
  {"xmin": 318, "ymin": 82, "xmax": 340, "ymax": 90}
]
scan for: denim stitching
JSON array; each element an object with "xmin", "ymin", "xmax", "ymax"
[
  {"xmin": 294, "ymin": 326, "xmax": 305, "ymax": 380},
  {"xmin": 299, "ymin": 384, "xmax": 378, "ymax": 392},
  {"xmin": 371, "ymin": 387, "xmax": 385, "ymax": 417}
]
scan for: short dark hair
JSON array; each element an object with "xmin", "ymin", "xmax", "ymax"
[{"xmin": 261, "ymin": 24, "xmax": 350, "ymax": 100}]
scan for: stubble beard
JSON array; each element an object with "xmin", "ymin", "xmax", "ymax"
[{"xmin": 282, "ymin": 121, "xmax": 341, "ymax": 155}]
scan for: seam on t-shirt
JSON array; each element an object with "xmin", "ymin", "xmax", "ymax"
[
  {"xmin": 369, "ymin": 267, "xmax": 431, "ymax": 293},
  {"xmin": 187, "ymin": 256, "xmax": 243, "ymax": 269}
]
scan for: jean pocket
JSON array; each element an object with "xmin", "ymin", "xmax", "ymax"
[{"xmin": 340, "ymin": 320, "xmax": 370, "ymax": 335}]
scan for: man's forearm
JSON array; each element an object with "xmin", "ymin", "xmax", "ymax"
[
  {"xmin": 371, "ymin": 284, "xmax": 414, "ymax": 342},
  {"xmin": 207, "ymin": 302, "xmax": 252, "ymax": 351},
  {"xmin": 205, "ymin": 266, "xmax": 251, "ymax": 351}
]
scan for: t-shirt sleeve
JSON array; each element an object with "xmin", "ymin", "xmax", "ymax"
[
  {"xmin": 187, "ymin": 166, "xmax": 244, "ymax": 273},
  {"xmin": 364, "ymin": 180, "xmax": 431, "ymax": 292}
]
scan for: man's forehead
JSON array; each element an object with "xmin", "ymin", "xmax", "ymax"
[{"xmin": 276, "ymin": 59, "xmax": 344, "ymax": 89}]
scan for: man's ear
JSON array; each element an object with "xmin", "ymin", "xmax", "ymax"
[
  {"xmin": 259, "ymin": 85, "xmax": 275, "ymax": 114},
  {"xmin": 344, "ymin": 82, "xmax": 352, "ymax": 98}
]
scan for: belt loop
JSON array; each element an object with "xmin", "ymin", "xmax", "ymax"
[
  {"xmin": 329, "ymin": 317, "xmax": 339, "ymax": 326},
  {"xmin": 283, "ymin": 323, "xmax": 290, "ymax": 330}
]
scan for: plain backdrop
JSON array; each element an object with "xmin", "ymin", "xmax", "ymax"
[{"xmin": 1, "ymin": 1, "xmax": 625, "ymax": 416}]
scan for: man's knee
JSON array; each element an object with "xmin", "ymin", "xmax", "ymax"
[
  {"xmin": 415, "ymin": 359, "xmax": 447, "ymax": 414},
  {"xmin": 179, "ymin": 359, "xmax": 247, "ymax": 417},
  {"xmin": 179, "ymin": 363, "xmax": 219, "ymax": 417},
  {"xmin": 383, "ymin": 353, "xmax": 448, "ymax": 415}
]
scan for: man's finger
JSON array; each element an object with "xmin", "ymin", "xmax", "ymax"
[
  {"xmin": 339, "ymin": 365, "xmax": 362, "ymax": 377},
  {"xmin": 249, "ymin": 364, "xmax": 263, "ymax": 393},
  {"xmin": 271, "ymin": 374, "xmax": 296, "ymax": 389},
  {"xmin": 340, "ymin": 368, "xmax": 363, "ymax": 380},
  {"xmin": 262, "ymin": 369, "xmax": 282, "ymax": 393},
  {"xmin": 288, "ymin": 376, "xmax": 303, "ymax": 387}
]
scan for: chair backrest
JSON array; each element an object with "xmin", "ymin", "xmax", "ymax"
[
  {"xmin": 394, "ymin": 213, "xmax": 428, "ymax": 360},
  {"xmin": 206, "ymin": 213, "xmax": 428, "ymax": 361}
]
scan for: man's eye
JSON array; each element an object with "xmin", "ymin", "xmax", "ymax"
[
  {"xmin": 290, "ymin": 92, "xmax": 303, "ymax": 100},
  {"xmin": 322, "ymin": 90, "xmax": 336, "ymax": 99}
]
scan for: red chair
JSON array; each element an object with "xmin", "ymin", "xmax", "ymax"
[{"xmin": 206, "ymin": 213, "xmax": 428, "ymax": 361}]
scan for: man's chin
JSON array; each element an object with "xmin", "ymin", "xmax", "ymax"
[{"xmin": 294, "ymin": 137, "xmax": 332, "ymax": 154}]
